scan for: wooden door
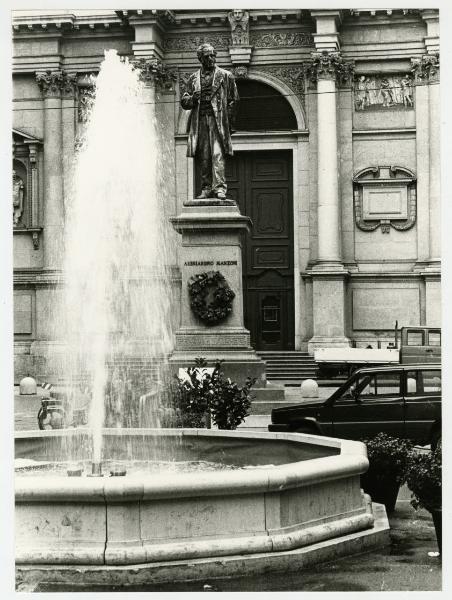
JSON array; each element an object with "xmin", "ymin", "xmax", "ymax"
[{"xmin": 226, "ymin": 151, "xmax": 294, "ymax": 350}]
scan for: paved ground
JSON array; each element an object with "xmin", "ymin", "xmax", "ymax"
[{"xmin": 14, "ymin": 387, "xmax": 442, "ymax": 592}]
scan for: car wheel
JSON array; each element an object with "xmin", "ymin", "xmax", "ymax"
[{"xmin": 431, "ymin": 430, "xmax": 441, "ymax": 452}]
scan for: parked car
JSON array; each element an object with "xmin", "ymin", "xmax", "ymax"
[{"xmin": 269, "ymin": 364, "xmax": 441, "ymax": 449}]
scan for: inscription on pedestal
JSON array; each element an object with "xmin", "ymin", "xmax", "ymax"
[{"xmin": 184, "ymin": 260, "xmax": 238, "ymax": 266}]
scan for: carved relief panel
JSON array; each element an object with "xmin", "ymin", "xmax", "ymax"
[
  {"xmin": 354, "ymin": 74, "xmax": 414, "ymax": 111},
  {"xmin": 353, "ymin": 166, "xmax": 417, "ymax": 234}
]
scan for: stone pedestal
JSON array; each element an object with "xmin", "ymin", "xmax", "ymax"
[{"xmin": 169, "ymin": 201, "xmax": 266, "ymax": 386}]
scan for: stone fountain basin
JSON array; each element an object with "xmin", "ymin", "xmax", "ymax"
[{"xmin": 15, "ymin": 429, "xmax": 373, "ymax": 566}]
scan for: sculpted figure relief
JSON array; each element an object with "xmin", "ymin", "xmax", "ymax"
[
  {"xmin": 181, "ymin": 43, "xmax": 239, "ymax": 200},
  {"xmin": 354, "ymin": 74, "xmax": 414, "ymax": 110},
  {"xmin": 228, "ymin": 9, "xmax": 250, "ymax": 45},
  {"xmin": 13, "ymin": 170, "xmax": 24, "ymax": 226}
]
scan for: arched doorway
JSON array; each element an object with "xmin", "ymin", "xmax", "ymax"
[{"xmin": 230, "ymin": 80, "xmax": 296, "ymax": 350}]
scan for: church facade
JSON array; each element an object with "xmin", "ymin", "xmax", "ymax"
[{"xmin": 12, "ymin": 8, "xmax": 440, "ymax": 380}]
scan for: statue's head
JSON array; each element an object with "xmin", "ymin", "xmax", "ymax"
[
  {"xmin": 233, "ymin": 9, "xmax": 244, "ymax": 20},
  {"xmin": 196, "ymin": 43, "xmax": 217, "ymax": 70}
]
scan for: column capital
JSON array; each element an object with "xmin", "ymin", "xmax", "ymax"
[
  {"xmin": 309, "ymin": 51, "xmax": 354, "ymax": 85},
  {"xmin": 131, "ymin": 57, "xmax": 176, "ymax": 90},
  {"xmin": 411, "ymin": 53, "xmax": 440, "ymax": 83},
  {"xmin": 36, "ymin": 70, "xmax": 78, "ymax": 98}
]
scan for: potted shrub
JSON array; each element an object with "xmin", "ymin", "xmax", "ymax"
[
  {"xmin": 361, "ymin": 433, "xmax": 413, "ymax": 514},
  {"xmin": 406, "ymin": 445, "xmax": 442, "ymax": 554},
  {"xmin": 161, "ymin": 358, "xmax": 256, "ymax": 430}
]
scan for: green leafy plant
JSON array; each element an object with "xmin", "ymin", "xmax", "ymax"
[
  {"xmin": 362, "ymin": 433, "xmax": 413, "ymax": 484},
  {"xmin": 209, "ymin": 368, "xmax": 256, "ymax": 430},
  {"xmin": 406, "ymin": 446, "xmax": 442, "ymax": 511},
  {"xmin": 162, "ymin": 358, "xmax": 256, "ymax": 430}
]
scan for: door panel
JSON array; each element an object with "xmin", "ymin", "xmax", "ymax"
[
  {"xmin": 225, "ymin": 151, "xmax": 294, "ymax": 350},
  {"xmin": 332, "ymin": 372, "xmax": 405, "ymax": 439}
]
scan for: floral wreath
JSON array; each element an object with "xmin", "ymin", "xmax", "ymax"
[{"xmin": 188, "ymin": 271, "xmax": 235, "ymax": 325}]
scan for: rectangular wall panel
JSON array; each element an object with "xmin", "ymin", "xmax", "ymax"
[{"xmin": 352, "ymin": 287, "xmax": 419, "ymax": 330}]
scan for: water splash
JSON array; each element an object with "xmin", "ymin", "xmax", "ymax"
[{"xmin": 63, "ymin": 50, "xmax": 173, "ymax": 464}]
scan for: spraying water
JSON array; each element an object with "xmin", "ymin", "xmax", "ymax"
[{"xmin": 63, "ymin": 50, "xmax": 173, "ymax": 466}]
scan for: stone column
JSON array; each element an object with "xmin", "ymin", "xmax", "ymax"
[
  {"xmin": 61, "ymin": 73, "xmax": 78, "ymax": 218},
  {"xmin": 307, "ymin": 51, "xmax": 353, "ymax": 352},
  {"xmin": 35, "ymin": 71, "xmax": 65, "ymax": 270},
  {"xmin": 411, "ymin": 52, "xmax": 440, "ymax": 326}
]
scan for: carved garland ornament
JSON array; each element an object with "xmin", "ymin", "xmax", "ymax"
[
  {"xmin": 353, "ymin": 166, "xmax": 417, "ymax": 234},
  {"xmin": 249, "ymin": 31, "xmax": 313, "ymax": 48},
  {"xmin": 255, "ymin": 65, "xmax": 306, "ymax": 101},
  {"xmin": 164, "ymin": 34, "xmax": 230, "ymax": 52},
  {"xmin": 188, "ymin": 271, "xmax": 235, "ymax": 325}
]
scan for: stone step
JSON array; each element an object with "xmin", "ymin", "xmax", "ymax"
[
  {"xmin": 266, "ymin": 367, "xmax": 317, "ymax": 373},
  {"xmin": 249, "ymin": 400, "xmax": 301, "ymax": 415},
  {"xmin": 266, "ymin": 373, "xmax": 317, "ymax": 379},
  {"xmin": 251, "ymin": 386, "xmax": 285, "ymax": 402},
  {"xmin": 263, "ymin": 359, "xmax": 317, "ymax": 364},
  {"xmin": 238, "ymin": 414, "xmax": 271, "ymax": 429}
]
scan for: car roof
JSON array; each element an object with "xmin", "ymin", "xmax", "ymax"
[{"xmin": 354, "ymin": 364, "xmax": 441, "ymax": 374}]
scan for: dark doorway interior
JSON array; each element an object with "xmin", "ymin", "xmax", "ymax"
[{"xmin": 234, "ymin": 80, "xmax": 297, "ymax": 131}]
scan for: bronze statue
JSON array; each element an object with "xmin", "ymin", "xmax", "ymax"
[{"xmin": 181, "ymin": 43, "xmax": 239, "ymax": 200}]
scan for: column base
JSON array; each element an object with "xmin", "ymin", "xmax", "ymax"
[{"xmin": 308, "ymin": 268, "xmax": 350, "ymax": 355}]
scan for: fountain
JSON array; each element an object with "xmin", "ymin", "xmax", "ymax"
[{"xmin": 15, "ymin": 51, "xmax": 389, "ymax": 589}]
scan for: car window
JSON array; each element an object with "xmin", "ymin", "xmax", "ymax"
[
  {"xmin": 428, "ymin": 331, "xmax": 441, "ymax": 346},
  {"xmin": 406, "ymin": 369, "xmax": 441, "ymax": 395},
  {"xmin": 356, "ymin": 373, "xmax": 401, "ymax": 398},
  {"xmin": 406, "ymin": 330, "xmax": 424, "ymax": 346},
  {"xmin": 337, "ymin": 372, "xmax": 401, "ymax": 402}
]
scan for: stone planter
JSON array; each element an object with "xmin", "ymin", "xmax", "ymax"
[{"xmin": 361, "ymin": 474, "xmax": 400, "ymax": 514}]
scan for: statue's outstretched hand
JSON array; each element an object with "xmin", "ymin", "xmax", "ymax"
[{"xmin": 192, "ymin": 90, "xmax": 201, "ymax": 104}]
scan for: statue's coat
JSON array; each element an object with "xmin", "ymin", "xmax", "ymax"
[{"xmin": 181, "ymin": 66, "xmax": 239, "ymax": 158}]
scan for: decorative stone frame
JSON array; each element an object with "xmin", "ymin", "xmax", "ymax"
[
  {"xmin": 353, "ymin": 166, "xmax": 417, "ymax": 234},
  {"xmin": 12, "ymin": 129, "xmax": 43, "ymax": 249}
]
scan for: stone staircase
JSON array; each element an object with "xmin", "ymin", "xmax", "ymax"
[
  {"xmin": 238, "ymin": 351, "xmax": 318, "ymax": 431},
  {"xmin": 257, "ymin": 351, "xmax": 318, "ymax": 386}
]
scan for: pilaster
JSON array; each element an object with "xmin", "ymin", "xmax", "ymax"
[
  {"xmin": 61, "ymin": 73, "xmax": 77, "ymax": 221},
  {"xmin": 35, "ymin": 70, "xmax": 65, "ymax": 270},
  {"xmin": 411, "ymin": 53, "xmax": 440, "ymax": 269},
  {"xmin": 307, "ymin": 10, "xmax": 353, "ymax": 350}
]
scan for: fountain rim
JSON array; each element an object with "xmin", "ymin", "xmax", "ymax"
[{"xmin": 15, "ymin": 428, "xmax": 369, "ymax": 502}]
